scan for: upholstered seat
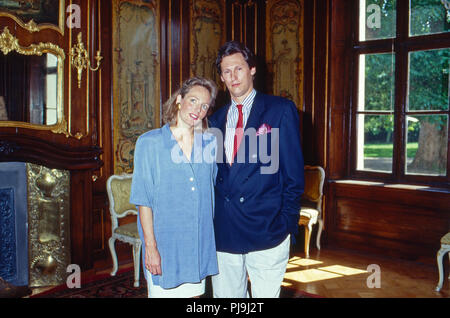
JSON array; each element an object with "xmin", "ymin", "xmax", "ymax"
[
  {"xmin": 442, "ymin": 233, "xmax": 450, "ymax": 245},
  {"xmin": 298, "ymin": 165, "xmax": 325, "ymax": 258},
  {"xmin": 107, "ymin": 174, "xmax": 142, "ymax": 287},
  {"xmin": 114, "ymin": 223, "xmax": 141, "ymax": 238},
  {"xmin": 300, "ymin": 207, "xmax": 319, "ymax": 222},
  {"xmin": 436, "ymin": 232, "xmax": 450, "ymax": 292}
]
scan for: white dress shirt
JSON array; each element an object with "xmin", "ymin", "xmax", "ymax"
[{"xmin": 224, "ymin": 89, "xmax": 256, "ymax": 164}]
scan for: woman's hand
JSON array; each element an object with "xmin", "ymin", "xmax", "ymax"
[
  {"xmin": 145, "ymin": 245, "xmax": 162, "ymax": 276},
  {"xmin": 138, "ymin": 206, "xmax": 161, "ymax": 275}
]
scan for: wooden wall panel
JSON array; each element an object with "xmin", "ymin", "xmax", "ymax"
[
  {"xmin": 335, "ymin": 199, "xmax": 446, "ymax": 242},
  {"xmin": 327, "ymin": 181, "xmax": 450, "ymax": 262},
  {"xmin": 225, "ymin": 0, "xmax": 266, "ymax": 94},
  {"xmin": 93, "ymin": 0, "xmax": 113, "ymax": 192},
  {"xmin": 160, "ymin": 0, "xmax": 190, "ymax": 102}
]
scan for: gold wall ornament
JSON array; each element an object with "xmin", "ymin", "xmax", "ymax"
[
  {"xmin": 0, "ymin": 26, "xmax": 18, "ymax": 54},
  {"xmin": 70, "ymin": 32, "xmax": 103, "ymax": 88},
  {"xmin": 0, "ymin": 1, "xmax": 66, "ymax": 35},
  {"xmin": 51, "ymin": 118, "xmax": 83, "ymax": 139},
  {"xmin": 0, "ymin": 27, "xmax": 65, "ymax": 57},
  {"xmin": 23, "ymin": 20, "xmax": 40, "ymax": 33},
  {"xmin": 27, "ymin": 163, "xmax": 71, "ymax": 287},
  {"xmin": 0, "ymin": 15, "xmax": 39, "ymax": 33}
]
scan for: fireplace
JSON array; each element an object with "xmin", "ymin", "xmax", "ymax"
[
  {"xmin": 0, "ymin": 162, "xmax": 71, "ymax": 288},
  {"xmin": 0, "ymin": 162, "xmax": 28, "ymax": 286}
]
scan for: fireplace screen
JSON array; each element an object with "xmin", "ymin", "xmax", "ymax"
[
  {"xmin": 0, "ymin": 162, "xmax": 71, "ymax": 288},
  {"xmin": 27, "ymin": 163, "xmax": 70, "ymax": 287}
]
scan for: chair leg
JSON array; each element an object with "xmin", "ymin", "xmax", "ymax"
[
  {"xmin": 316, "ymin": 218, "xmax": 323, "ymax": 251},
  {"xmin": 132, "ymin": 242, "xmax": 142, "ymax": 288},
  {"xmin": 108, "ymin": 237, "xmax": 118, "ymax": 276},
  {"xmin": 435, "ymin": 247, "xmax": 447, "ymax": 292},
  {"xmin": 304, "ymin": 222, "xmax": 312, "ymax": 258}
]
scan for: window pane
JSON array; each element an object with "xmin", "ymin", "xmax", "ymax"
[
  {"xmin": 46, "ymin": 109, "xmax": 57, "ymax": 126},
  {"xmin": 357, "ymin": 114, "xmax": 394, "ymax": 172},
  {"xmin": 410, "ymin": 0, "xmax": 450, "ymax": 36},
  {"xmin": 360, "ymin": 0, "xmax": 396, "ymax": 41},
  {"xmin": 408, "ymin": 48, "xmax": 450, "ymax": 111},
  {"xmin": 406, "ymin": 114, "xmax": 448, "ymax": 175},
  {"xmin": 358, "ymin": 53, "xmax": 395, "ymax": 111},
  {"xmin": 46, "ymin": 53, "xmax": 57, "ymax": 68},
  {"xmin": 46, "ymin": 73, "xmax": 57, "ymax": 126}
]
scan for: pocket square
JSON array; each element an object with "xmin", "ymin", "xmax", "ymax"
[{"xmin": 256, "ymin": 123, "xmax": 271, "ymax": 136}]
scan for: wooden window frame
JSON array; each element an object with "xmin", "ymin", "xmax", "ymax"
[{"xmin": 349, "ymin": 0, "xmax": 450, "ymax": 187}]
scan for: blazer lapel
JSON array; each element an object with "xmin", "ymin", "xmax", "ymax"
[{"xmin": 228, "ymin": 92, "xmax": 266, "ymax": 184}]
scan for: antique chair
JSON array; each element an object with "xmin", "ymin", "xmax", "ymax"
[
  {"xmin": 435, "ymin": 232, "xmax": 450, "ymax": 292},
  {"xmin": 107, "ymin": 174, "xmax": 142, "ymax": 287},
  {"xmin": 298, "ymin": 165, "xmax": 325, "ymax": 258}
]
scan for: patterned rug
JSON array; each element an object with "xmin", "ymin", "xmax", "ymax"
[
  {"xmin": 31, "ymin": 269, "xmax": 320, "ymax": 298},
  {"xmin": 31, "ymin": 269, "xmax": 147, "ymax": 298}
]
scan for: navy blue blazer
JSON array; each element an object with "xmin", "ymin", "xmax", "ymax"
[{"xmin": 209, "ymin": 91, "xmax": 305, "ymax": 254}]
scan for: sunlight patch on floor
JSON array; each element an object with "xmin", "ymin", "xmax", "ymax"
[
  {"xmin": 287, "ymin": 256, "xmax": 323, "ymax": 268},
  {"xmin": 281, "ymin": 281, "xmax": 294, "ymax": 287},
  {"xmin": 284, "ymin": 257, "xmax": 368, "ymax": 284},
  {"xmin": 285, "ymin": 269, "xmax": 343, "ymax": 283},
  {"xmin": 318, "ymin": 265, "xmax": 368, "ymax": 276}
]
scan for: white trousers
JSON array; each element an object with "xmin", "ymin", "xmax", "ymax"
[
  {"xmin": 145, "ymin": 268, "xmax": 205, "ymax": 298},
  {"xmin": 212, "ymin": 235, "xmax": 290, "ymax": 298}
]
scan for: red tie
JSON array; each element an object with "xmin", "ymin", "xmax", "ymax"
[{"xmin": 232, "ymin": 104, "xmax": 244, "ymax": 164}]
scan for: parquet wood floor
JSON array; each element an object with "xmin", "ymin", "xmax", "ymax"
[
  {"xmin": 29, "ymin": 246, "xmax": 449, "ymax": 299},
  {"xmin": 285, "ymin": 246, "xmax": 449, "ymax": 298}
]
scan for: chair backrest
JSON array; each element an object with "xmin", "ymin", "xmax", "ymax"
[
  {"xmin": 106, "ymin": 174, "xmax": 138, "ymax": 226},
  {"xmin": 302, "ymin": 165, "xmax": 325, "ymax": 211}
]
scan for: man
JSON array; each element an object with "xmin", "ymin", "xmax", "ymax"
[{"xmin": 209, "ymin": 41, "xmax": 304, "ymax": 298}]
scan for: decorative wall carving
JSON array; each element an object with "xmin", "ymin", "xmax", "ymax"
[
  {"xmin": 112, "ymin": 0, "xmax": 160, "ymax": 174},
  {"xmin": 70, "ymin": 32, "xmax": 103, "ymax": 89},
  {"xmin": 190, "ymin": 0, "xmax": 225, "ymax": 86},
  {"xmin": 266, "ymin": 0, "xmax": 304, "ymax": 109},
  {"xmin": 0, "ymin": 0, "xmax": 65, "ymax": 34},
  {"xmin": 0, "ymin": 26, "xmax": 69, "ymax": 136},
  {"xmin": 27, "ymin": 163, "xmax": 70, "ymax": 287},
  {"xmin": 0, "ymin": 140, "xmax": 19, "ymax": 155}
]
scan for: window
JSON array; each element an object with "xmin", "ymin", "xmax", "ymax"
[
  {"xmin": 352, "ymin": 0, "xmax": 450, "ymax": 183},
  {"xmin": 45, "ymin": 53, "xmax": 58, "ymax": 125}
]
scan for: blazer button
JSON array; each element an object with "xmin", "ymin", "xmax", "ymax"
[
  {"xmin": 225, "ymin": 196, "xmax": 230, "ymax": 202},
  {"xmin": 239, "ymin": 197, "xmax": 245, "ymax": 203}
]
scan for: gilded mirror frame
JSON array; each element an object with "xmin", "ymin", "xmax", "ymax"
[
  {"xmin": 0, "ymin": 0, "xmax": 65, "ymax": 35},
  {"xmin": 0, "ymin": 26, "xmax": 68, "ymax": 136}
]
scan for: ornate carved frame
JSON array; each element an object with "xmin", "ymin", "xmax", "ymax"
[
  {"xmin": 0, "ymin": 26, "xmax": 71, "ymax": 137},
  {"xmin": 0, "ymin": 0, "xmax": 65, "ymax": 35}
]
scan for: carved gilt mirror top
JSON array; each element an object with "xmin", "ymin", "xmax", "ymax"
[
  {"xmin": 0, "ymin": 26, "xmax": 67, "ymax": 135},
  {"xmin": 0, "ymin": 0, "xmax": 65, "ymax": 34}
]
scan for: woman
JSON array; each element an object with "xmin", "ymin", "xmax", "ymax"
[{"xmin": 130, "ymin": 77, "xmax": 218, "ymax": 298}]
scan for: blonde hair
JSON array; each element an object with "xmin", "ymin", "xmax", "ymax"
[{"xmin": 162, "ymin": 77, "xmax": 217, "ymax": 130}]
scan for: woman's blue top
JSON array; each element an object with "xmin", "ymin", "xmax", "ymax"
[{"xmin": 130, "ymin": 123, "xmax": 218, "ymax": 289}]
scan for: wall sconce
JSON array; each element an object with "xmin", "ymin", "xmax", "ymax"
[{"xmin": 69, "ymin": 32, "xmax": 102, "ymax": 88}]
